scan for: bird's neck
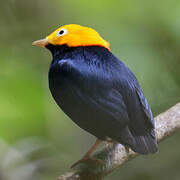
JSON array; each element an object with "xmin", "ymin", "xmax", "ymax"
[
  {"xmin": 46, "ymin": 44, "xmax": 111, "ymax": 61},
  {"xmin": 46, "ymin": 44, "xmax": 72, "ymax": 59}
]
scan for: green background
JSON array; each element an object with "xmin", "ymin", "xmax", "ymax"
[{"xmin": 0, "ymin": 0, "xmax": 180, "ymax": 179}]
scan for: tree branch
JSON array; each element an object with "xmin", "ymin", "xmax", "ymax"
[{"xmin": 57, "ymin": 103, "xmax": 180, "ymax": 180}]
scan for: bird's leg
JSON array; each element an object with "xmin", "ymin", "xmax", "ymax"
[
  {"xmin": 105, "ymin": 141, "xmax": 110, "ymax": 147},
  {"xmin": 71, "ymin": 139, "xmax": 103, "ymax": 168},
  {"xmin": 104, "ymin": 138, "xmax": 112, "ymax": 147},
  {"xmin": 125, "ymin": 146, "xmax": 130, "ymax": 154},
  {"xmin": 80, "ymin": 139, "xmax": 102, "ymax": 160}
]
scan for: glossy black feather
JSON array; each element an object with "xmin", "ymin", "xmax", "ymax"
[{"xmin": 47, "ymin": 44, "xmax": 158, "ymax": 154}]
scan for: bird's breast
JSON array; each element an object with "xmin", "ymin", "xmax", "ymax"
[
  {"xmin": 48, "ymin": 59, "xmax": 87, "ymax": 120},
  {"xmin": 48, "ymin": 59, "xmax": 73, "ymax": 105}
]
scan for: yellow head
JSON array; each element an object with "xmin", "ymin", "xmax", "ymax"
[{"xmin": 32, "ymin": 24, "xmax": 110, "ymax": 51}]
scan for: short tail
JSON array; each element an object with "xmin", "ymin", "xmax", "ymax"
[
  {"xmin": 117, "ymin": 127, "xmax": 158, "ymax": 154},
  {"xmin": 131, "ymin": 132, "xmax": 158, "ymax": 154}
]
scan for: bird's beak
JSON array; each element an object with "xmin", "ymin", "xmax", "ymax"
[{"xmin": 32, "ymin": 38, "xmax": 50, "ymax": 47}]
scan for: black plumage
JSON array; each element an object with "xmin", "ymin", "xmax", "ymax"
[{"xmin": 47, "ymin": 44, "xmax": 158, "ymax": 154}]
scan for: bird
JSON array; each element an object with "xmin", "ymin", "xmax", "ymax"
[{"xmin": 32, "ymin": 24, "xmax": 158, "ymax": 167}]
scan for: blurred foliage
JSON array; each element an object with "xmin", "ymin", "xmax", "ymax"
[
  {"xmin": 0, "ymin": 0, "xmax": 180, "ymax": 179},
  {"xmin": 0, "ymin": 137, "xmax": 54, "ymax": 180}
]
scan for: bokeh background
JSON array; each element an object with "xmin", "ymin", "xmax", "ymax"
[{"xmin": 0, "ymin": 0, "xmax": 180, "ymax": 179}]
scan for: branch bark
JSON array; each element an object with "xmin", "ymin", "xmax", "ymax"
[{"xmin": 57, "ymin": 103, "xmax": 180, "ymax": 180}]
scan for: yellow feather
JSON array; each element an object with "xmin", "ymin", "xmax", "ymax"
[{"xmin": 46, "ymin": 24, "xmax": 110, "ymax": 50}]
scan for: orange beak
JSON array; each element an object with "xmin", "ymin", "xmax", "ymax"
[{"xmin": 32, "ymin": 39, "xmax": 50, "ymax": 47}]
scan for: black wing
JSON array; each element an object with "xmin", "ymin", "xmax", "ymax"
[{"xmin": 112, "ymin": 60, "xmax": 157, "ymax": 153}]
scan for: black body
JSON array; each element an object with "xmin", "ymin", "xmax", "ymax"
[{"xmin": 47, "ymin": 44, "xmax": 158, "ymax": 154}]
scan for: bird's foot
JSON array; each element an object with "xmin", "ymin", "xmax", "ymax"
[
  {"xmin": 125, "ymin": 146, "xmax": 130, "ymax": 154},
  {"xmin": 71, "ymin": 157, "xmax": 105, "ymax": 169},
  {"xmin": 104, "ymin": 139, "xmax": 112, "ymax": 147}
]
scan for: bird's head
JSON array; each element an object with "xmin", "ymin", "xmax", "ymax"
[{"xmin": 32, "ymin": 24, "xmax": 110, "ymax": 51}]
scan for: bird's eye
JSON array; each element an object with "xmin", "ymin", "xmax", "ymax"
[
  {"xmin": 57, "ymin": 28, "xmax": 68, "ymax": 36},
  {"xmin": 59, "ymin": 30, "xmax": 64, "ymax": 35}
]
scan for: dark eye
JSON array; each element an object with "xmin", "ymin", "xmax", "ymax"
[
  {"xmin": 57, "ymin": 28, "xmax": 68, "ymax": 36},
  {"xmin": 59, "ymin": 30, "xmax": 64, "ymax": 35}
]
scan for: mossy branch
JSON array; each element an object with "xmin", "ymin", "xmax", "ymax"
[{"xmin": 57, "ymin": 103, "xmax": 180, "ymax": 180}]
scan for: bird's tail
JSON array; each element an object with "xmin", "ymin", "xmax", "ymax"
[
  {"xmin": 117, "ymin": 127, "xmax": 158, "ymax": 154},
  {"xmin": 131, "ymin": 132, "xmax": 158, "ymax": 154}
]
